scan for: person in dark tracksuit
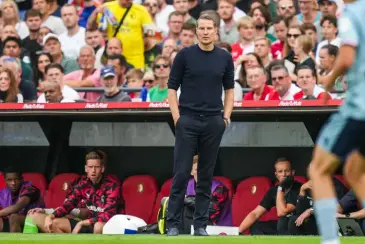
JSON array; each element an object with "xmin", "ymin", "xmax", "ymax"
[
  {"xmin": 166, "ymin": 13, "xmax": 235, "ymax": 236},
  {"xmin": 288, "ymin": 178, "xmax": 348, "ymax": 235}
]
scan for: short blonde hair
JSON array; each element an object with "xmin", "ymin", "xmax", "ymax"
[
  {"xmin": 237, "ymin": 16, "xmax": 254, "ymax": 30},
  {"xmin": 126, "ymin": 68, "xmax": 144, "ymax": 80},
  {"xmin": 297, "ymin": 35, "xmax": 313, "ymax": 54}
]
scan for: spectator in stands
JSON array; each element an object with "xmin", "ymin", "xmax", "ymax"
[
  {"xmin": 161, "ymin": 38, "xmax": 177, "ymax": 58},
  {"xmin": 294, "ymin": 65, "xmax": 329, "ymax": 100},
  {"xmin": 187, "ymin": 155, "xmax": 232, "ymax": 226},
  {"xmin": 37, "ymin": 26, "xmax": 51, "ymax": 45},
  {"xmin": 34, "ymin": 51, "xmax": 53, "ymax": 88},
  {"xmin": 59, "ymin": 4, "xmax": 86, "ymax": 58},
  {"xmin": 0, "ymin": 166, "xmax": 44, "ymax": 232},
  {"xmin": 254, "ymin": 37, "xmax": 271, "ymax": 68},
  {"xmin": 318, "ymin": 44, "xmax": 337, "ymax": 76},
  {"xmin": 0, "ymin": 67, "xmax": 23, "ymax": 103},
  {"xmin": 271, "ymin": 16, "xmax": 287, "ymax": 59},
  {"xmin": 276, "ymin": 0, "xmax": 296, "ymax": 19},
  {"xmin": 148, "ymin": 55, "xmax": 170, "ymax": 102},
  {"xmin": 37, "ymin": 63, "xmax": 80, "ymax": 102},
  {"xmin": 268, "ymin": 64, "xmax": 301, "ymax": 100},
  {"xmin": 98, "ymin": 65, "xmax": 131, "ymax": 102},
  {"xmin": 155, "ymin": 0, "xmax": 175, "ymax": 36},
  {"xmin": 315, "ymin": 15, "xmax": 340, "ymax": 64},
  {"xmin": 63, "ymin": 45, "xmax": 101, "ymax": 102},
  {"xmin": 318, "ymin": 0, "xmax": 342, "ymax": 17},
  {"xmin": 317, "ymin": 44, "xmax": 345, "ymax": 98},
  {"xmin": 293, "ymin": 35, "xmax": 316, "ymax": 76},
  {"xmin": 46, "ymin": 0, "xmax": 62, "ymax": 17},
  {"xmin": 235, "ymin": 52, "xmax": 263, "ymax": 88},
  {"xmin": 87, "ymin": 0, "xmax": 154, "ymax": 69},
  {"xmin": 288, "ymin": 178, "xmax": 347, "ymax": 235},
  {"xmin": 144, "ymin": 30, "xmax": 162, "ymax": 70},
  {"xmin": 97, "ymin": 38, "xmax": 134, "ymax": 70},
  {"xmin": 2, "ymin": 36, "xmax": 33, "ymax": 82},
  {"xmin": 231, "ymin": 16, "xmax": 255, "ymax": 62},
  {"xmin": 126, "ymin": 69, "xmax": 149, "ymax": 102},
  {"xmin": 143, "ymin": 0, "xmax": 159, "ymax": 22},
  {"xmin": 173, "ymin": 0, "xmax": 196, "ymax": 24},
  {"xmin": 163, "ymin": 11, "xmax": 184, "ymax": 44},
  {"xmin": 22, "ymin": 10, "xmax": 43, "ymax": 66},
  {"xmin": 179, "ymin": 23, "xmax": 196, "ymax": 49},
  {"xmin": 297, "ymin": 0, "xmax": 321, "ymax": 25},
  {"xmin": 243, "ymin": 66, "xmax": 273, "ymax": 101},
  {"xmin": 0, "ymin": 0, "xmax": 29, "ymax": 40},
  {"xmin": 69, "ymin": 0, "xmax": 101, "ymax": 28},
  {"xmin": 239, "ymin": 158, "xmax": 301, "ymax": 235},
  {"xmin": 43, "ymin": 151, "xmax": 121, "ymax": 234},
  {"xmin": 85, "ymin": 28, "xmax": 104, "ymax": 54},
  {"xmin": 143, "ymin": 69, "xmax": 156, "ymax": 89},
  {"xmin": 43, "ymin": 81, "xmax": 75, "ymax": 103},
  {"xmin": 107, "ymin": 54, "xmax": 128, "ymax": 87},
  {"xmin": 0, "ymin": 56, "xmax": 37, "ymax": 102},
  {"xmin": 217, "ymin": 0, "xmax": 238, "ymax": 45},
  {"xmin": 301, "ymin": 23, "xmax": 318, "ymax": 56},
  {"xmin": 283, "ymin": 24, "xmax": 303, "ymax": 66},
  {"xmin": 42, "ymin": 33, "xmax": 79, "ymax": 74},
  {"xmin": 33, "ymin": 0, "xmax": 66, "ymax": 35},
  {"xmin": 249, "ymin": 6, "xmax": 276, "ymax": 43}
]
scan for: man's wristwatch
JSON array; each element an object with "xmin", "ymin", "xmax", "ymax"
[
  {"xmin": 277, "ymin": 186, "xmax": 283, "ymax": 192},
  {"xmin": 346, "ymin": 213, "xmax": 351, "ymax": 218},
  {"xmin": 223, "ymin": 117, "xmax": 231, "ymax": 125}
]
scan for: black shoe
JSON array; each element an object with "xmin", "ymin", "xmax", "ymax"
[
  {"xmin": 194, "ymin": 228, "xmax": 209, "ymax": 236},
  {"xmin": 167, "ymin": 227, "xmax": 179, "ymax": 236}
]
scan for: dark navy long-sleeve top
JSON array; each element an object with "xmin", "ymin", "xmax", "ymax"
[{"xmin": 168, "ymin": 44, "xmax": 234, "ymax": 116}]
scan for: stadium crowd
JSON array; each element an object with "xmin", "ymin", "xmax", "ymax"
[{"xmin": 0, "ymin": 0, "xmax": 347, "ymax": 103}]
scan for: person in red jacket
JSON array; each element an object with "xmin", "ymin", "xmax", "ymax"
[
  {"xmin": 243, "ymin": 66, "xmax": 273, "ymax": 100},
  {"xmin": 294, "ymin": 65, "xmax": 331, "ymax": 100}
]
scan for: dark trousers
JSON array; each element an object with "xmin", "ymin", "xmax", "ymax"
[
  {"xmin": 288, "ymin": 215, "xmax": 318, "ymax": 235},
  {"xmin": 250, "ymin": 221, "xmax": 278, "ymax": 235},
  {"xmin": 166, "ymin": 114, "xmax": 226, "ymax": 230}
]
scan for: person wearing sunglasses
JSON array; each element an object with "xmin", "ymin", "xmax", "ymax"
[
  {"xmin": 268, "ymin": 64, "xmax": 301, "ymax": 100},
  {"xmin": 148, "ymin": 55, "xmax": 170, "ymax": 102}
]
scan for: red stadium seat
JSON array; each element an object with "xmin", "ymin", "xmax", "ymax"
[
  {"xmin": 149, "ymin": 178, "xmax": 173, "ymax": 224},
  {"xmin": 214, "ymin": 176, "xmax": 234, "ymax": 199},
  {"xmin": 334, "ymin": 175, "xmax": 349, "ymax": 189},
  {"xmin": 294, "ymin": 176, "xmax": 307, "ymax": 184},
  {"xmin": 45, "ymin": 173, "xmax": 80, "ymax": 208},
  {"xmin": 232, "ymin": 176, "xmax": 274, "ymax": 228},
  {"xmin": 23, "ymin": 173, "xmax": 48, "ymax": 197},
  {"xmin": 0, "ymin": 172, "xmax": 5, "ymax": 189},
  {"xmin": 122, "ymin": 175, "xmax": 158, "ymax": 223}
]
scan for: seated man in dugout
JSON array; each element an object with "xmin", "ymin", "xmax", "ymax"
[
  {"xmin": 0, "ymin": 166, "xmax": 45, "ymax": 232},
  {"xmin": 187, "ymin": 155, "xmax": 232, "ymax": 226},
  {"xmin": 239, "ymin": 158, "xmax": 302, "ymax": 235},
  {"xmin": 26, "ymin": 150, "xmax": 123, "ymax": 234}
]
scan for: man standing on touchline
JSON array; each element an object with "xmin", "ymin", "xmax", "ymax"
[{"xmin": 166, "ymin": 13, "xmax": 235, "ymax": 236}]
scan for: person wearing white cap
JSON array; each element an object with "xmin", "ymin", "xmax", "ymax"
[
  {"xmin": 42, "ymin": 33, "xmax": 79, "ymax": 74},
  {"xmin": 98, "ymin": 65, "xmax": 131, "ymax": 102}
]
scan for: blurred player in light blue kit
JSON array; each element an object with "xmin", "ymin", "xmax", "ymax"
[{"xmin": 307, "ymin": 0, "xmax": 365, "ymax": 243}]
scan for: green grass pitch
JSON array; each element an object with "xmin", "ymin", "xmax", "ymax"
[{"xmin": 0, "ymin": 234, "xmax": 364, "ymax": 244}]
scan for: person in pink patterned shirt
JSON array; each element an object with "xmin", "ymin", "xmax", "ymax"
[{"xmin": 63, "ymin": 45, "xmax": 101, "ymax": 102}]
